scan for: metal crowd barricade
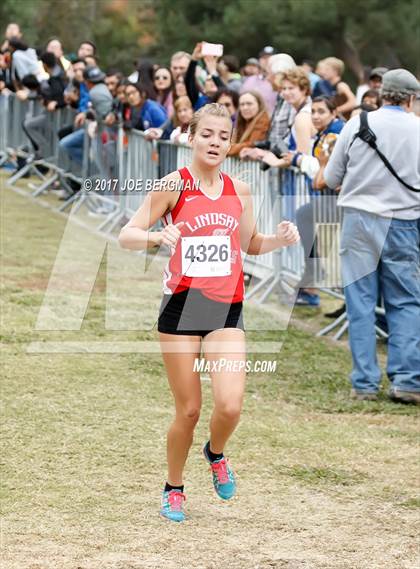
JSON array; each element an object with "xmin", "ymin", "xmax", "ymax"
[
  {"xmin": 73, "ymin": 127, "xmax": 161, "ymax": 235},
  {"xmin": 243, "ymin": 167, "xmax": 310, "ymax": 303},
  {"xmin": 0, "ymin": 95, "xmax": 10, "ymax": 166},
  {"xmin": 120, "ymin": 129, "xmax": 159, "ymax": 216},
  {"xmin": 158, "ymin": 139, "xmax": 179, "ymax": 178},
  {"xmin": 58, "ymin": 125, "xmax": 98, "ymax": 214},
  {"xmin": 0, "ymin": 95, "xmax": 39, "ymax": 169},
  {"xmin": 29, "ymin": 105, "xmax": 78, "ymax": 197},
  {"xmin": 94, "ymin": 122, "xmax": 128, "ymax": 233},
  {"xmin": 5, "ymin": 94, "xmax": 37, "ymax": 151},
  {"xmin": 301, "ymin": 192, "xmax": 383, "ymax": 340},
  {"xmin": 1, "ymin": 97, "xmax": 319, "ymax": 300},
  {"xmin": 5, "ymin": 95, "xmax": 79, "ymax": 195},
  {"xmin": 175, "ymin": 143, "xmax": 193, "ymax": 171},
  {"xmin": 59, "ymin": 121, "xmax": 121, "ymax": 224},
  {"xmin": 305, "ymin": 191, "xmax": 387, "ymax": 341},
  {"xmin": 302, "ymin": 190, "xmax": 347, "ymax": 339},
  {"xmin": 3, "ymin": 97, "xmax": 364, "ymax": 340},
  {"xmin": 278, "ymin": 169, "xmax": 311, "ymax": 280}
]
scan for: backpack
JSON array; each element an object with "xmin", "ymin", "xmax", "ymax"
[{"xmin": 353, "ymin": 111, "xmax": 420, "ymax": 192}]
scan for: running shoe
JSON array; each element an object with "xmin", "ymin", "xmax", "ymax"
[
  {"xmin": 295, "ymin": 290, "xmax": 320, "ymax": 306},
  {"xmin": 160, "ymin": 489, "xmax": 186, "ymax": 522},
  {"xmin": 203, "ymin": 442, "xmax": 236, "ymax": 500}
]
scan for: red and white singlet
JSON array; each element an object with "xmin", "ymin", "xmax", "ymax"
[{"xmin": 162, "ymin": 167, "xmax": 244, "ymax": 303}]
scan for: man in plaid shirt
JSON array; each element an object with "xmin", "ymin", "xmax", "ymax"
[{"xmin": 240, "ymin": 53, "xmax": 296, "ymax": 161}]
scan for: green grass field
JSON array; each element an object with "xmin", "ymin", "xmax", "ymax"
[{"xmin": 1, "ymin": 177, "xmax": 419, "ymax": 569}]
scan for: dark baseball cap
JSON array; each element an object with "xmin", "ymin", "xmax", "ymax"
[
  {"xmin": 83, "ymin": 66, "xmax": 106, "ymax": 83},
  {"xmin": 259, "ymin": 46, "xmax": 276, "ymax": 57},
  {"xmin": 369, "ymin": 67, "xmax": 388, "ymax": 79}
]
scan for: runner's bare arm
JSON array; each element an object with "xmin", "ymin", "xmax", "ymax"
[
  {"xmin": 234, "ymin": 179, "xmax": 300, "ymax": 255},
  {"xmin": 118, "ymin": 171, "xmax": 182, "ymax": 250}
]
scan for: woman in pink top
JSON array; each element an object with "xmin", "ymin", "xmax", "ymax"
[{"xmin": 153, "ymin": 66, "xmax": 174, "ymax": 119}]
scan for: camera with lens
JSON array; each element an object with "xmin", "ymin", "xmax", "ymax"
[
  {"xmin": 253, "ymin": 140, "xmax": 271, "ymax": 151},
  {"xmin": 254, "ymin": 139, "xmax": 289, "ymax": 171}
]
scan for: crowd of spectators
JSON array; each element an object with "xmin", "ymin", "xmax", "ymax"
[
  {"xmin": 1, "ymin": 23, "xmax": 419, "ymax": 404},
  {"xmin": 1, "ymin": 23, "xmax": 419, "ymax": 217},
  {"xmin": 3, "ymin": 24, "xmax": 415, "ymax": 162},
  {"xmin": 1, "ymin": 22, "xmax": 418, "ymax": 244}
]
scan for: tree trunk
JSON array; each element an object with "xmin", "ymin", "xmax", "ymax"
[
  {"xmin": 332, "ymin": 15, "xmax": 364, "ymax": 85},
  {"xmin": 336, "ymin": 35, "xmax": 365, "ymax": 85}
]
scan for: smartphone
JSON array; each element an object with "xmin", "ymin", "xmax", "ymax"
[{"xmin": 201, "ymin": 42, "xmax": 223, "ymax": 57}]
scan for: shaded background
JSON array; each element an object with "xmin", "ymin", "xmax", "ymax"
[{"xmin": 1, "ymin": 0, "xmax": 419, "ymax": 83}]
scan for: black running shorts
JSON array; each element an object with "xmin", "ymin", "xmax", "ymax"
[{"xmin": 158, "ymin": 288, "xmax": 244, "ymax": 337}]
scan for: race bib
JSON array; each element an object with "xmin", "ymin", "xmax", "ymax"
[{"xmin": 181, "ymin": 236, "xmax": 231, "ymax": 277}]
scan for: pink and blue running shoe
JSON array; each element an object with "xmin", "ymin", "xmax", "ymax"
[
  {"xmin": 203, "ymin": 442, "xmax": 236, "ymax": 500},
  {"xmin": 160, "ymin": 489, "xmax": 186, "ymax": 522}
]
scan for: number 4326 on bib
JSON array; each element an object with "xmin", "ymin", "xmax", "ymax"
[{"xmin": 181, "ymin": 235, "xmax": 231, "ymax": 277}]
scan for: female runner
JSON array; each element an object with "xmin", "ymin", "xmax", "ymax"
[{"xmin": 118, "ymin": 103, "xmax": 300, "ymax": 522}]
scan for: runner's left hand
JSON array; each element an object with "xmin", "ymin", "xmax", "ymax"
[{"xmin": 276, "ymin": 221, "xmax": 300, "ymax": 247}]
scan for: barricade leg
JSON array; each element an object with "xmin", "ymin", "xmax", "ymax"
[
  {"xmin": 31, "ymin": 172, "xmax": 59, "ymax": 197},
  {"xmin": 7, "ymin": 158, "xmax": 35, "ymax": 185},
  {"xmin": 317, "ymin": 311, "xmax": 348, "ymax": 337},
  {"xmin": 95, "ymin": 126, "xmax": 125, "ymax": 234}
]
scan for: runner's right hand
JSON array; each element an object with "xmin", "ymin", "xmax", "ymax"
[{"xmin": 159, "ymin": 222, "xmax": 185, "ymax": 252}]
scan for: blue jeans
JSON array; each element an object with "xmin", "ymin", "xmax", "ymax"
[
  {"xmin": 340, "ymin": 209, "xmax": 420, "ymax": 393},
  {"xmin": 59, "ymin": 128, "xmax": 84, "ymax": 165}
]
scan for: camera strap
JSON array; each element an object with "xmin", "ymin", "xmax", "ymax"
[{"xmin": 352, "ymin": 111, "xmax": 420, "ymax": 192}]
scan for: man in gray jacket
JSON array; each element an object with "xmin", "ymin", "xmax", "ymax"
[
  {"xmin": 324, "ymin": 69, "xmax": 420, "ymax": 404},
  {"xmin": 83, "ymin": 66, "xmax": 113, "ymax": 121},
  {"xmin": 59, "ymin": 66, "xmax": 112, "ymax": 168}
]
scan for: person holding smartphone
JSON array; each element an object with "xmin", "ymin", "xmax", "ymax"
[{"xmin": 185, "ymin": 42, "xmax": 226, "ymax": 110}]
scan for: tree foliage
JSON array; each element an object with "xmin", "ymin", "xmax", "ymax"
[
  {"xmin": 1, "ymin": 0, "xmax": 418, "ymax": 79},
  {"xmin": 155, "ymin": 0, "xmax": 420, "ymax": 80}
]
